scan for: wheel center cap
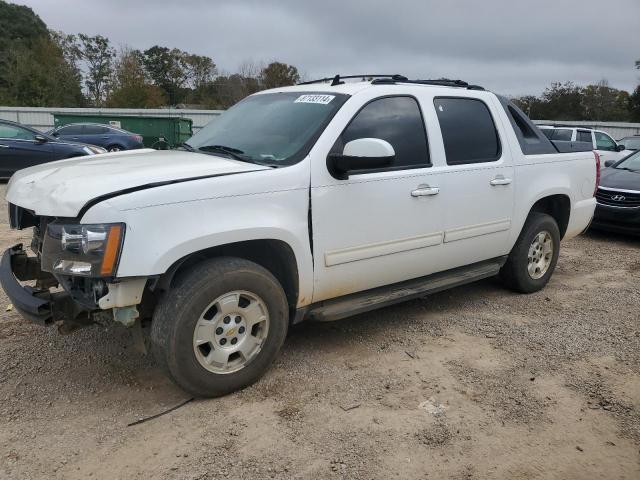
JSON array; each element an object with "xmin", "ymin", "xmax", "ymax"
[{"xmin": 226, "ymin": 327, "xmax": 237, "ymax": 337}]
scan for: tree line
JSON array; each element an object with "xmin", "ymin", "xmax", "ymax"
[
  {"xmin": 512, "ymin": 79, "xmax": 640, "ymax": 122},
  {"xmin": 0, "ymin": 1, "xmax": 300, "ymax": 109},
  {"xmin": 1, "ymin": 0, "xmax": 639, "ymax": 121}
]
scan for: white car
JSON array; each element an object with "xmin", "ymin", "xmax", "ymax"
[
  {"xmin": 2, "ymin": 75, "xmax": 598, "ymax": 397},
  {"xmin": 539, "ymin": 125, "xmax": 629, "ymax": 165}
]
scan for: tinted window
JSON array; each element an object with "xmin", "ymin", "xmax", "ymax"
[
  {"xmin": 0, "ymin": 124, "xmax": 36, "ymax": 140},
  {"xmin": 341, "ymin": 96, "xmax": 429, "ymax": 169},
  {"xmin": 434, "ymin": 97, "xmax": 500, "ymax": 165},
  {"xmin": 552, "ymin": 129, "xmax": 573, "ymax": 141},
  {"xmin": 577, "ymin": 130, "xmax": 593, "ymax": 143},
  {"xmin": 58, "ymin": 125, "xmax": 83, "ymax": 135},
  {"xmin": 84, "ymin": 125, "xmax": 109, "ymax": 134},
  {"xmin": 541, "ymin": 129, "xmax": 554, "ymax": 139},
  {"xmin": 595, "ymin": 132, "xmax": 617, "ymax": 151}
]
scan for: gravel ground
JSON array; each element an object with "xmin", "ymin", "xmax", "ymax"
[{"xmin": 0, "ymin": 183, "xmax": 639, "ymax": 479}]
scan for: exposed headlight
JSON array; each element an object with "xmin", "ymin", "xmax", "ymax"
[
  {"xmin": 83, "ymin": 146, "xmax": 107, "ymax": 155},
  {"xmin": 41, "ymin": 223, "xmax": 125, "ymax": 277}
]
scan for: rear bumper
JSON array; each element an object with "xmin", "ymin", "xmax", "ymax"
[
  {"xmin": 0, "ymin": 245, "xmax": 70, "ymax": 326},
  {"xmin": 565, "ymin": 198, "xmax": 596, "ymax": 240},
  {"xmin": 591, "ymin": 204, "xmax": 640, "ymax": 235}
]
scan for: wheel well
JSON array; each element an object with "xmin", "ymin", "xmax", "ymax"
[
  {"xmin": 159, "ymin": 240, "xmax": 299, "ymax": 312},
  {"xmin": 529, "ymin": 195, "xmax": 570, "ymax": 239}
]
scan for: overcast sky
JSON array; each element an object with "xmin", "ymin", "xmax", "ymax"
[{"xmin": 15, "ymin": 0, "xmax": 640, "ymax": 96}]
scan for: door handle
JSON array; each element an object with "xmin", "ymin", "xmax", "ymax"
[
  {"xmin": 411, "ymin": 185, "xmax": 440, "ymax": 197},
  {"xmin": 490, "ymin": 176, "xmax": 512, "ymax": 186}
]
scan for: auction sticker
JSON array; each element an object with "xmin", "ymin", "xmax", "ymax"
[{"xmin": 294, "ymin": 94, "xmax": 335, "ymax": 105}]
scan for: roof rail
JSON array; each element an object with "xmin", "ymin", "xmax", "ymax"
[
  {"xmin": 371, "ymin": 77, "xmax": 484, "ymax": 90},
  {"xmin": 297, "ymin": 75, "xmax": 484, "ymax": 90},
  {"xmin": 298, "ymin": 74, "xmax": 407, "ymax": 86}
]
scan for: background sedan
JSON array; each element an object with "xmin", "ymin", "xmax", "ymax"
[
  {"xmin": 49, "ymin": 123, "xmax": 144, "ymax": 152},
  {"xmin": 0, "ymin": 120, "xmax": 104, "ymax": 179}
]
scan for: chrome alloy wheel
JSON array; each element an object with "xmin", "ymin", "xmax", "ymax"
[
  {"xmin": 192, "ymin": 290, "xmax": 269, "ymax": 374},
  {"xmin": 527, "ymin": 231, "xmax": 553, "ymax": 280}
]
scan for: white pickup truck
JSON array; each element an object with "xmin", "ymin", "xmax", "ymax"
[{"xmin": 2, "ymin": 76, "xmax": 598, "ymax": 397}]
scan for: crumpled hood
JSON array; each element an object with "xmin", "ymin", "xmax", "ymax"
[{"xmin": 6, "ymin": 149, "xmax": 268, "ymax": 217}]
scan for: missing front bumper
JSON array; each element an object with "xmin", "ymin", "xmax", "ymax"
[{"xmin": 0, "ymin": 244, "xmax": 82, "ymax": 326}]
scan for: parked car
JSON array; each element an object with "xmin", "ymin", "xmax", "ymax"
[
  {"xmin": 2, "ymin": 75, "xmax": 598, "ymax": 397},
  {"xmin": 49, "ymin": 123, "xmax": 144, "ymax": 152},
  {"xmin": 0, "ymin": 120, "xmax": 106, "ymax": 179},
  {"xmin": 539, "ymin": 126, "xmax": 629, "ymax": 165},
  {"xmin": 617, "ymin": 135, "xmax": 640, "ymax": 151},
  {"xmin": 592, "ymin": 150, "xmax": 640, "ymax": 234}
]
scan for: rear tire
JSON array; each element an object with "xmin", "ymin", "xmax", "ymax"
[
  {"xmin": 107, "ymin": 145, "xmax": 123, "ymax": 152},
  {"xmin": 500, "ymin": 213, "xmax": 560, "ymax": 293},
  {"xmin": 150, "ymin": 257, "xmax": 289, "ymax": 397}
]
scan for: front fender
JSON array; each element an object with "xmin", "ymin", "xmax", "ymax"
[{"xmin": 81, "ymin": 169, "xmax": 313, "ymax": 307}]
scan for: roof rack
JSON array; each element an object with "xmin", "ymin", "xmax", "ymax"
[
  {"xmin": 298, "ymin": 74, "xmax": 406, "ymax": 86},
  {"xmin": 371, "ymin": 77, "xmax": 484, "ymax": 90},
  {"xmin": 297, "ymin": 75, "xmax": 484, "ymax": 90}
]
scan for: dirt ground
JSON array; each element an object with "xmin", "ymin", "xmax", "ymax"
[{"xmin": 0, "ymin": 184, "xmax": 639, "ymax": 480}]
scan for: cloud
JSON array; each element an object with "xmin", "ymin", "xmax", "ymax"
[{"xmin": 16, "ymin": 0, "xmax": 640, "ymax": 95}]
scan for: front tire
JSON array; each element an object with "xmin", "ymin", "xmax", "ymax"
[
  {"xmin": 151, "ymin": 257, "xmax": 289, "ymax": 397},
  {"xmin": 500, "ymin": 213, "xmax": 560, "ymax": 293}
]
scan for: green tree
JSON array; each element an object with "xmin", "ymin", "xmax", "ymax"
[
  {"xmin": 260, "ymin": 61, "xmax": 300, "ymax": 89},
  {"xmin": 0, "ymin": 1, "xmax": 83, "ymax": 106},
  {"xmin": 629, "ymin": 86, "xmax": 640, "ymax": 122},
  {"xmin": 538, "ymin": 82, "xmax": 585, "ymax": 120},
  {"xmin": 581, "ymin": 80, "xmax": 630, "ymax": 121},
  {"xmin": 78, "ymin": 34, "xmax": 115, "ymax": 106},
  {"xmin": 142, "ymin": 46, "xmax": 191, "ymax": 105},
  {"xmin": 184, "ymin": 54, "xmax": 216, "ymax": 90},
  {"xmin": 107, "ymin": 48, "xmax": 164, "ymax": 108}
]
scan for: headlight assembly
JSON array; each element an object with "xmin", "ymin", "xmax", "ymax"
[
  {"xmin": 41, "ymin": 223, "xmax": 124, "ymax": 277},
  {"xmin": 83, "ymin": 146, "xmax": 107, "ymax": 155}
]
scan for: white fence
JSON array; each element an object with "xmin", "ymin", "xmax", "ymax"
[
  {"xmin": 0, "ymin": 107, "xmax": 223, "ymax": 133},
  {"xmin": 1, "ymin": 106, "xmax": 639, "ymax": 140}
]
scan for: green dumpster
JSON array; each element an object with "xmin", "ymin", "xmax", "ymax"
[{"xmin": 52, "ymin": 114, "xmax": 193, "ymax": 149}]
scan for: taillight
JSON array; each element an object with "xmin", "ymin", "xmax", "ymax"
[
  {"xmin": 593, "ymin": 150, "xmax": 601, "ymax": 196},
  {"xmin": 133, "ymin": 134, "xmax": 143, "ymax": 143}
]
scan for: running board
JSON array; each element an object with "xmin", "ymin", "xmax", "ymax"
[{"xmin": 306, "ymin": 256, "xmax": 507, "ymax": 322}]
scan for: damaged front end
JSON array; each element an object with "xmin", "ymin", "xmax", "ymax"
[{"xmin": 2, "ymin": 205, "xmax": 146, "ymax": 333}]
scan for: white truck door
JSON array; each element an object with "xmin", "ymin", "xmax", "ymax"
[
  {"xmin": 431, "ymin": 95, "xmax": 515, "ymax": 269},
  {"xmin": 310, "ymin": 94, "xmax": 446, "ymax": 302}
]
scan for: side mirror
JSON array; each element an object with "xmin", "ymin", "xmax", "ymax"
[
  {"xmin": 604, "ymin": 160, "xmax": 615, "ymax": 168},
  {"xmin": 34, "ymin": 135, "xmax": 47, "ymax": 143},
  {"xmin": 327, "ymin": 138, "xmax": 395, "ymax": 179},
  {"xmin": 51, "ymin": 131, "xmax": 60, "ymax": 137},
  {"xmin": 616, "ymin": 144, "xmax": 626, "ymax": 152}
]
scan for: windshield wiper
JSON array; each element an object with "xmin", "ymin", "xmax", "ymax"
[
  {"xmin": 615, "ymin": 166, "xmax": 639, "ymax": 172},
  {"xmin": 197, "ymin": 144, "xmax": 249, "ymax": 161},
  {"xmin": 179, "ymin": 142, "xmax": 196, "ymax": 152},
  {"xmin": 196, "ymin": 144, "xmax": 278, "ymax": 167}
]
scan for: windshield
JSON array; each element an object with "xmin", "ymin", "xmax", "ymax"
[
  {"xmin": 185, "ymin": 92, "xmax": 349, "ymax": 166},
  {"xmin": 615, "ymin": 150, "xmax": 640, "ymax": 171},
  {"xmin": 620, "ymin": 137, "xmax": 640, "ymax": 150}
]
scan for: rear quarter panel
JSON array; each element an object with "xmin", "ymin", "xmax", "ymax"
[{"xmin": 510, "ymin": 151, "xmax": 597, "ymax": 245}]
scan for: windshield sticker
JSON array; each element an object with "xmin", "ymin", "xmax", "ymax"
[{"xmin": 294, "ymin": 94, "xmax": 335, "ymax": 105}]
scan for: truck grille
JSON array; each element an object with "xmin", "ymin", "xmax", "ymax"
[{"xmin": 596, "ymin": 188, "xmax": 640, "ymax": 208}]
